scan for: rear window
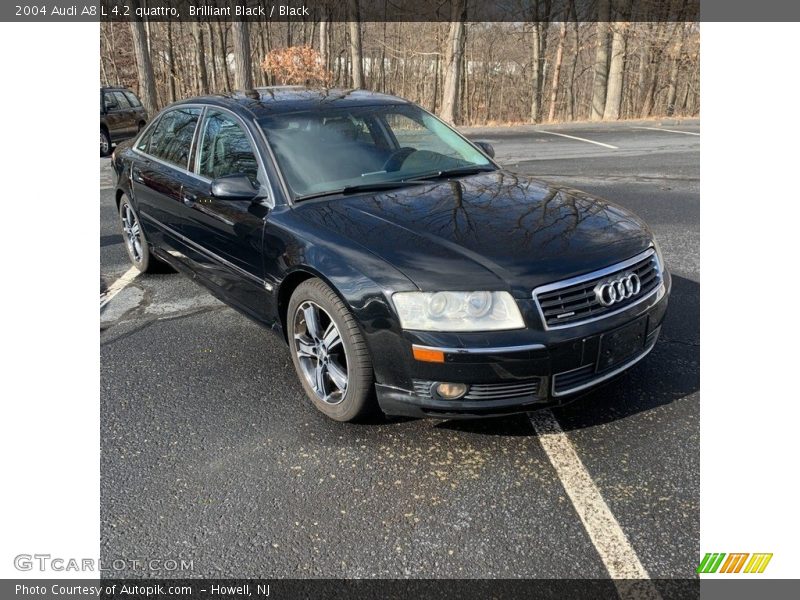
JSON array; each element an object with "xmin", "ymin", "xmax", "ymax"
[
  {"xmin": 123, "ymin": 91, "xmax": 142, "ymax": 108},
  {"xmin": 147, "ymin": 108, "xmax": 201, "ymax": 168}
]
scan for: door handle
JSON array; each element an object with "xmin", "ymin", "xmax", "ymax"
[{"xmin": 182, "ymin": 192, "xmax": 197, "ymax": 207}]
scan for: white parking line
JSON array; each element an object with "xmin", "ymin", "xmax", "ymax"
[
  {"xmin": 537, "ymin": 130, "xmax": 619, "ymax": 149},
  {"xmin": 632, "ymin": 126, "xmax": 700, "ymax": 137},
  {"xmin": 529, "ymin": 410, "xmax": 660, "ymax": 599},
  {"xmin": 100, "ymin": 266, "xmax": 139, "ymax": 309}
]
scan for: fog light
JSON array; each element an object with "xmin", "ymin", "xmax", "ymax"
[{"xmin": 432, "ymin": 382, "xmax": 469, "ymax": 400}]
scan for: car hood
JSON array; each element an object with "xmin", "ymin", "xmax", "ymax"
[{"xmin": 296, "ymin": 171, "xmax": 654, "ymax": 295}]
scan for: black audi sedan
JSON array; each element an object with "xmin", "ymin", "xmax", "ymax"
[{"xmin": 111, "ymin": 87, "xmax": 670, "ymax": 422}]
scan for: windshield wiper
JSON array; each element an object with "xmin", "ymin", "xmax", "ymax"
[
  {"xmin": 410, "ymin": 165, "xmax": 496, "ymax": 181},
  {"xmin": 294, "ymin": 180, "xmax": 426, "ymax": 202}
]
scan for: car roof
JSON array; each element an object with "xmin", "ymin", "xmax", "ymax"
[{"xmin": 170, "ymin": 87, "xmax": 410, "ymax": 119}]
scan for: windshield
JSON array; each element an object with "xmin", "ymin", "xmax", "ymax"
[{"xmin": 257, "ymin": 104, "xmax": 494, "ymax": 199}]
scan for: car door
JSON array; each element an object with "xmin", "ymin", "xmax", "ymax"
[
  {"xmin": 130, "ymin": 107, "xmax": 203, "ymax": 254},
  {"xmin": 111, "ymin": 91, "xmax": 137, "ymax": 137},
  {"xmin": 177, "ymin": 108, "xmax": 270, "ymax": 318},
  {"xmin": 101, "ymin": 91, "xmax": 125, "ymax": 140},
  {"xmin": 123, "ymin": 90, "xmax": 147, "ymax": 129}
]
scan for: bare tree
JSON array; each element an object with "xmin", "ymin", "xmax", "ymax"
[
  {"xmin": 440, "ymin": 0, "xmax": 468, "ymax": 124},
  {"xmin": 319, "ymin": 7, "xmax": 329, "ymax": 73},
  {"xmin": 128, "ymin": 3, "xmax": 158, "ymax": 116},
  {"xmin": 104, "ymin": 17, "xmax": 699, "ymax": 127},
  {"xmin": 231, "ymin": 18, "xmax": 253, "ymax": 90},
  {"xmin": 665, "ymin": 23, "xmax": 686, "ymax": 116},
  {"xmin": 166, "ymin": 22, "xmax": 177, "ymax": 102},
  {"xmin": 590, "ymin": 0, "xmax": 611, "ymax": 120},
  {"xmin": 529, "ymin": 1, "xmax": 551, "ymax": 123},
  {"xmin": 547, "ymin": 8, "xmax": 569, "ymax": 122},
  {"xmin": 603, "ymin": 22, "xmax": 627, "ymax": 120},
  {"xmin": 192, "ymin": 20, "xmax": 209, "ymax": 95},
  {"xmin": 206, "ymin": 21, "xmax": 218, "ymax": 91},
  {"xmin": 347, "ymin": 0, "xmax": 364, "ymax": 88}
]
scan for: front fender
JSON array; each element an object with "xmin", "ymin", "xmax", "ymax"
[{"xmin": 268, "ymin": 207, "xmax": 416, "ymax": 382}]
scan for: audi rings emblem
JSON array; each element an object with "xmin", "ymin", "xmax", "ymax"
[{"xmin": 594, "ymin": 273, "xmax": 641, "ymax": 306}]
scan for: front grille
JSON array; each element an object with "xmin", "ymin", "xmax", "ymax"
[
  {"xmin": 413, "ymin": 379, "xmax": 540, "ymax": 401},
  {"xmin": 533, "ymin": 249, "xmax": 661, "ymax": 329}
]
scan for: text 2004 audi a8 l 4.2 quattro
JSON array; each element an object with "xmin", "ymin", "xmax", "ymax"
[{"xmin": 111, "ymin": 87, "xmax": 670, "ymax": 422}]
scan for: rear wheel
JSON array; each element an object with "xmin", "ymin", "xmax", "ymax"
[
  {"xmin": 100, "ymin": 128, "xmax": 111, "ymax": 157},
  {"xmin": 287, "ymin": 279, "xmax": 375, "ymax": 422}
]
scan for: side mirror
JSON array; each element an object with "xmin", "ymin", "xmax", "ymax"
[
  {"xmin": 211, "ymin": 174, "xmax": 260, "ymax": 201},
  {"xmin": 474, "ymin": 140, "xmax": 495, "ymax": 158},
  {"xmin": 104, "ymin": 98, "xmax": 118, "ymax": 111}
]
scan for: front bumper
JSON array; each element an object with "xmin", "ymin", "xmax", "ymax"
[{"xmin": 373, "ymin": 271, "xmax": 671, "ymax": 419}]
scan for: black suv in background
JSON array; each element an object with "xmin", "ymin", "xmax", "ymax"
[{"xmin": 100, "ymin": 86, "xmax": 147, "ymax": 156}]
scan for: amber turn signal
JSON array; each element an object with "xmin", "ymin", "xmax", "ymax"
[{"xmin": 412, "ymin": 346, "xmax": 445, "ymax": 363}]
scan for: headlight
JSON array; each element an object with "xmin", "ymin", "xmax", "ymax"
[
  {"xmin": 392, "ymin": 291, "xmax": 525, "ymax": 332},
  {"xmin": 652, "ymin": 237, "xmax": 666, "ymax": 270}
]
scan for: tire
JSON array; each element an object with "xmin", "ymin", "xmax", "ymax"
[
  {"xmin": 287, "ymin": 278, "xmax": 376, "ymax": 422},
  {"xmin": 118, "ymin": 195, "xmax": 157, "ymax": 273},
  {"xmin": 100, "ymin": 128, "xmax": 112, "ymax": 157}
]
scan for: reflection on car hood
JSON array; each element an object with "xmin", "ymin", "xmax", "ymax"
[{"xmin": 296, "ymin": 171, "xmax": 654, "ymax": 294}]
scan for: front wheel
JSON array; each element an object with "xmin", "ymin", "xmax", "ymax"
[
  {"xmin": 287, "ymin": 279, "xmax": 376, "ymax": 422},
  {"xmin": 118, "ymin": 195, "xmax": 157, "ymax": 273}
]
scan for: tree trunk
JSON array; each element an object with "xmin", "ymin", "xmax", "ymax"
[
  {"xmin": 636, "ymin": 24, "xmax": 652, "ymax": 114},
  {"xmin": 529, "ymin": 1, "xmax": 552, "ymax": 123},
  {"xmin": 192, "ymin": 20, "xmax": 209, "ymax": 95},
  {"xmin": 142, "ymin": 0, "xmax": 152, "ymax": 55},
  {"xmin": 380, "ymin": 20, "xmax": 387, "ymax": 93},
  {"xmin": 603, "ymin": 22, "xmax": 627, "ymax": 120},
  {"xmin": 319, "ymin": 11, "xmax": 329, "ymax": 73},
  {"xmin": 263, "ymin": 21, "xmax": 273, "ymax": 86},
  {"xmin": 590, "ymin": 0, "xmax": 611, "ymax": 120},
  {"xmin": 547, "ymin": 20, "xmax": 567, "ymax": 122},
  {"xmin": 665, "ymin": 23, "xmax": 686, "ymax": 116},
  {"xmin": 440, "ymin": 0, "xmax": 468, "ymax": 124},
  {"xmin": 568, "ymin": 20, "xmax": 579, "ymax": 120},
  {"xmin": 218, "ymin": 21, "xmax": 232, "ymax": 91},
  {"xmin": 166, "ymin": 22, "xmax": 177, "ymax": 102},
  {"xmin": 254, "ymin": 25, "xmax": 266, "ymax": 86},
  {"xmin": 347, "ymin": 0, "xmax": 364, "ymax": 88},
  {"xmin": 101, "ymin": 25, "xmax": 121, "ymax": 85},
  {"xmin": 640, "ymin": 56, "xmax": 660, "ymax": 117},
  {"xmin": 432, "ymin": 26, "xmax": 441, "ymax": 113},
  {"xmin": 231, "ymin": 19, "xmax": 253, "ymax": 90},
  {"xmin": 129, "ymin": 4, "xmax": 158, "ymax": 116},
  {"xmin": 530, "ymin": 21, "xmax": 543, "ymax": 122}
]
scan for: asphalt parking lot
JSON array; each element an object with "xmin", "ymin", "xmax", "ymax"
[{"xmin": 100, "ymin": 119, "xmax": 699, "ymax": 581}]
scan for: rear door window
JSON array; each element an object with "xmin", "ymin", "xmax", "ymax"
[
  {"xmin": 148, "ymin": 107, "xmax": 202, "ymax": 169},
  {"xmin": 112, "ymin": 91, "xmax": 131, "ymax": 110}
]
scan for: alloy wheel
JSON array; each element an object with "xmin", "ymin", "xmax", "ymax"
[
  {"xmin": 293, "ymin": 301, "xmax": 349, "ymax": 405},
  {"xmin": 100, "ymin": 131, "xmax": 110, "ymax": 155},
  {"xmin": 121, "ymin": 203, "xmax": 143, "ymax": 264}
]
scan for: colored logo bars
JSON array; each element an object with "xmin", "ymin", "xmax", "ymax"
[{"xmin": 697, "ymin": 553, "xmax": 773, "ymax": 574}]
